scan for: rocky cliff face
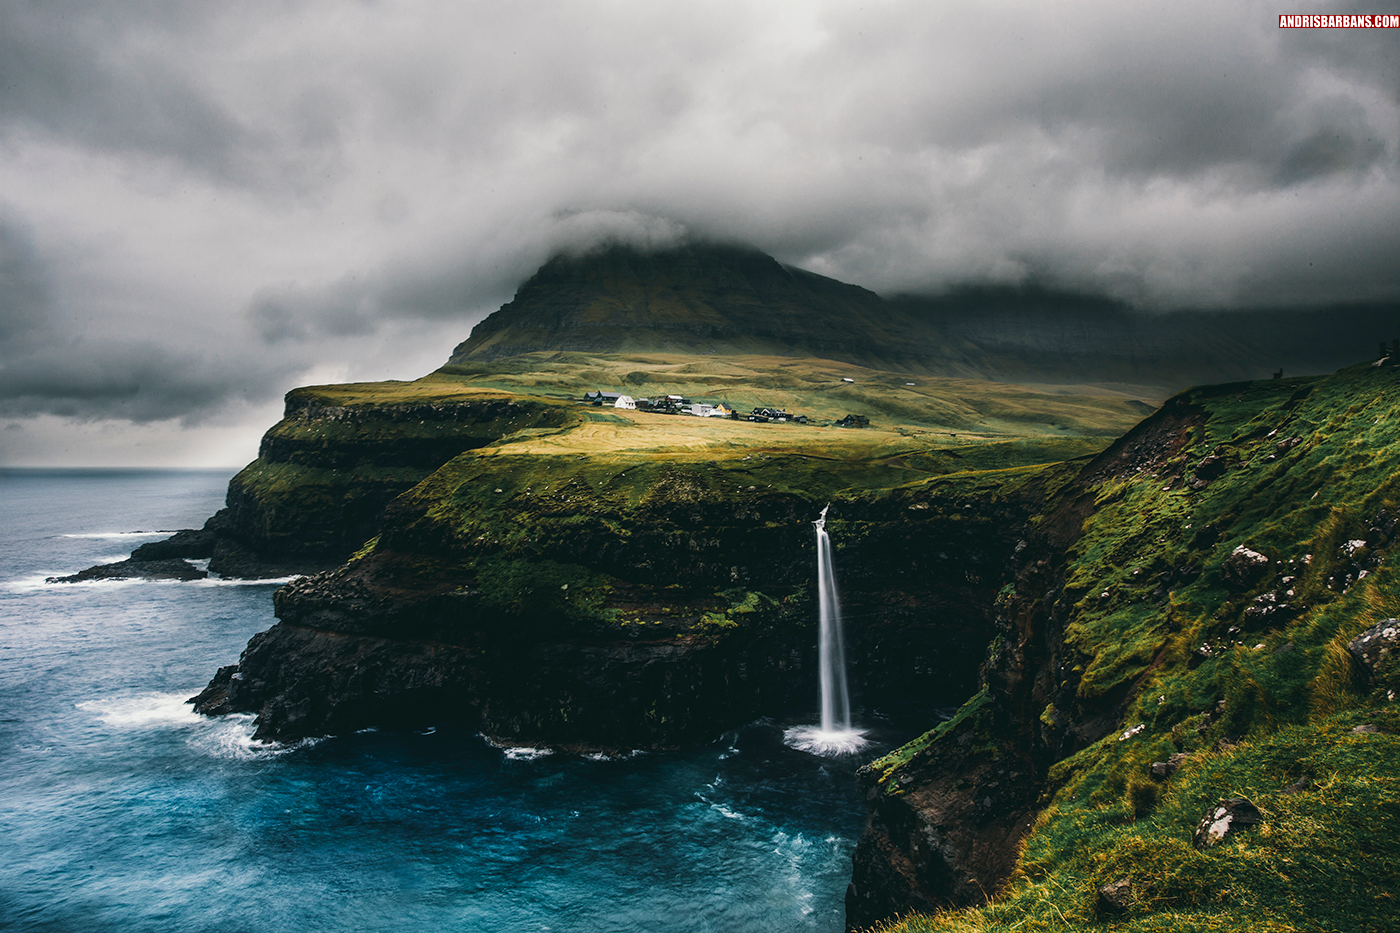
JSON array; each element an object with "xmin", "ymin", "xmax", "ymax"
[
  {"xmin": 74, "ymin": 387, "xmax": 568, "ymax": 578},
  {"xmin": 846, "ymin": 391, "xmax": 1206, "ymax": 926},
  {"xmin": 847, "ymin": 360, "xmax": 1400, "ymax": 931},
  {"xmin": 193, "ymin": 455, "xmax": 1036, "ymax": 749}
]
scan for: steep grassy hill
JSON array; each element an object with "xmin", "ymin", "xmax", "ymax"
[
  {"xmin": 450, "ymin": 242, "xmax": 895, "ymax": 364},
  {"xmin": 850, "ymin": 359, "xmax": 1400, "ymax": 932}
]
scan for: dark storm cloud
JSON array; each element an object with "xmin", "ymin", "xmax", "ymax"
[
  {"xmin": 0, "ymin": 340, "xmax": 293, "ymax": 422},
  {"xmin": 0, "ymin": 205, "xmax": 302, "ymax": 423},
  {"xmin": 0, "ymin": 0, "xmax": 1397, "ymax": 462},
  {"xmin": 0, "ymin": 214, "xmax": 52, "ymax": 341},
  {"xmin": 0, "ymin": 2, "xmax": 346, "ymax": 196}
]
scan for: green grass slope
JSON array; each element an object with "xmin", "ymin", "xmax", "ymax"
[
  {"xmin": 434, "ymin": 351, "xmax": 1157, "ymax": 437},
  {"xmin": 217, "ymin": 354, "xmax": 1150, "ymax": 570},
  {"xmin": 865, "ymin": 361, "xmax": 1400, "ymax": 931}
]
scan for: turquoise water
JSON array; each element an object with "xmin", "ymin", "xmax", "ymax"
[{"xmin": 0, "ymin": 470, "xmax": 871, "ymax": 932}]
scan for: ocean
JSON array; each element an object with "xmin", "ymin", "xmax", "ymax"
[{"xmin": 0, "ymin": 469, "xmax": 872, "ymax": 932}]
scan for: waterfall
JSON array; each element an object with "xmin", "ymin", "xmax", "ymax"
[
  {"xmin": 784, "ymin": 505, "xmax": 867, "ymax": 756},
  {"xmin": 814, "ymin": 504, "xmax": 851, "ymax": 732}
]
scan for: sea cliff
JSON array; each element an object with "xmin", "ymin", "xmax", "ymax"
[
  {"xmin": 191, "ymin": 439, "xmax": 1035, "ymax": 749},
  {"xmin": 848, "ymin": 361, "xmax": 1400, "ymax": 931}
]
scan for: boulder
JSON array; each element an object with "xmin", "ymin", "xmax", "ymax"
[
  {"xmin": 1222, "ymin": 546, "xmax": 1270, "ymax": 589},
  {"xmin": 1190, "ymin": 453, "xmax": 1227, "ymax": 488},
  {"xmin": 1243, "ymin": 591, "xmax": 1299, "ymax": 628},
  {"xmin": 1149, "ymin": 752, "xmax": 1188, "ymax": 781},
  {"xmin": 1193, "ymin": 797, "xmax": 1261, "ymax": 849},
  {"xmin": 1347, "ymin": 619, "xmax": 1400, "ymax": 684},
  {"xmin": 1098, "ymin": 876, "xmax": 1132, "ymax": 912}
]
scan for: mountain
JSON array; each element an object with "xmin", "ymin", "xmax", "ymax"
[
  {"xmin": 449, "ymin": 241, "xmax": 900, "ymax": 363},
  {"xmin": 448, "ymin": 241, "xmax": 1400, "ymax": 398}
]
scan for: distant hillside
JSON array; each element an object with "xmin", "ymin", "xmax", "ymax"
[
  {"xmin": 449, "ymin": 242, "xmax": 899, "ymax": 364},
  {"xmin": 448, "ymin": 242, "xmax": 1398, "ymax": 398},
  {"xmin": 887, "ymin": 288, "xmax": 1400, "ymax": 396}
]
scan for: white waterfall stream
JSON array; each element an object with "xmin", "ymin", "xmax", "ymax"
[{"xmin": 784, "ymin": 505, "xmax": 868, "ymax": 756}]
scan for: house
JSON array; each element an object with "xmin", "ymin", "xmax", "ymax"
[
  {"xmin": 614, "ymin": 395, "xmax": 637, "ymax": 410},
  {"xmin": 835, "ymin": 413, "xmax": 870, "ymax": 428},
  {"xmin": 584, "ymin": 390, "xmax": 624, "ymax": 406}
]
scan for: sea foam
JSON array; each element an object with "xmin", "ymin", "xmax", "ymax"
[{"xmin": 76, "ymin": 692, "xmax": 203, "ymax": 729}]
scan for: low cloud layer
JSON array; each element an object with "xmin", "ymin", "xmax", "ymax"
[{"xmin": 1, "ymin": 0, "xmax": 1397, "ymax": 464}]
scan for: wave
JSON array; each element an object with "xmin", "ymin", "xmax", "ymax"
[
  {"xmin": 193, "ymin": 575, "xmax": 299, "ymax": 587},
  {"xmin": 583, "ymin": 749, "xmax": 647, "ymax": 762},
  {"xmin": 11, "ymin": 575, "xmax": 187, "ymax": 593},
  {"xmin": 770, "ymin": 830, "xmax": 820, "ymax": 916},
  {"xmin": 502, "ymin": 746, "xmax": 555, "ymax": 761},
  {"xmin": 479, "ymin": 733, "xmax": 557, "ymax": 761},
  {"xmin": 58, "ymin": 531, "xmax": 171, "ymax": 540},
  {"xmin": 76, "ymin": 691, "xmax": 203, "ymax": 728},
  {"xmin": 75, "ymin": 691, "xmax": 320, "ymax": 761},
  {"xmin": 187, "ymin": 715, "xmax": 323, "ymax": 761},
  {"xmin": 695, "ymin": 794, "xmax": 746, "ymax": 820}
]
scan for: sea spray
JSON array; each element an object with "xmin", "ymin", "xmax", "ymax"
[{"xmin": 785, "ymin": 505, "xmax": 868, "ymax": 756}]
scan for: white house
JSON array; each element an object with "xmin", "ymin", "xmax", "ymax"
[{"xmin": 614, "ymin": 395, "xmax": 637, "ymax": 410}]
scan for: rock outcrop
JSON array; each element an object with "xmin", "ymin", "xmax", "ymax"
[{"xmin": 46, "ymin": 557, "xmax": 207, "ymax": 583}]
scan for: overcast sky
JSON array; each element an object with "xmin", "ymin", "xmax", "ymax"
[{"xmin": 2, "ymin": 0, "xmax": 1397, "ymax": 467}]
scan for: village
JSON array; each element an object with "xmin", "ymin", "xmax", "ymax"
[{"xmin": 581, "ymin": 390, "xmax": 870, "ymax": 428}]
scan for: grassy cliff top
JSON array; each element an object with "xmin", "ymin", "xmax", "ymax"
[
  {"xmin": 869, "ymin": 361, "xmax": 1400, "ymax": 932},
  {"xmin": 432, "ymin": 351, "xmax": 1157, "ymax": 436}
]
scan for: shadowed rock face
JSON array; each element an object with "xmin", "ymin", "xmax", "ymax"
[
  {"xmin": 190, "ymin": 482, "xmax": 1027, "ymax": 751},
  {"xmin": 845, "ymin": 399, "xmax": 1207, "ymax": 928}
]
